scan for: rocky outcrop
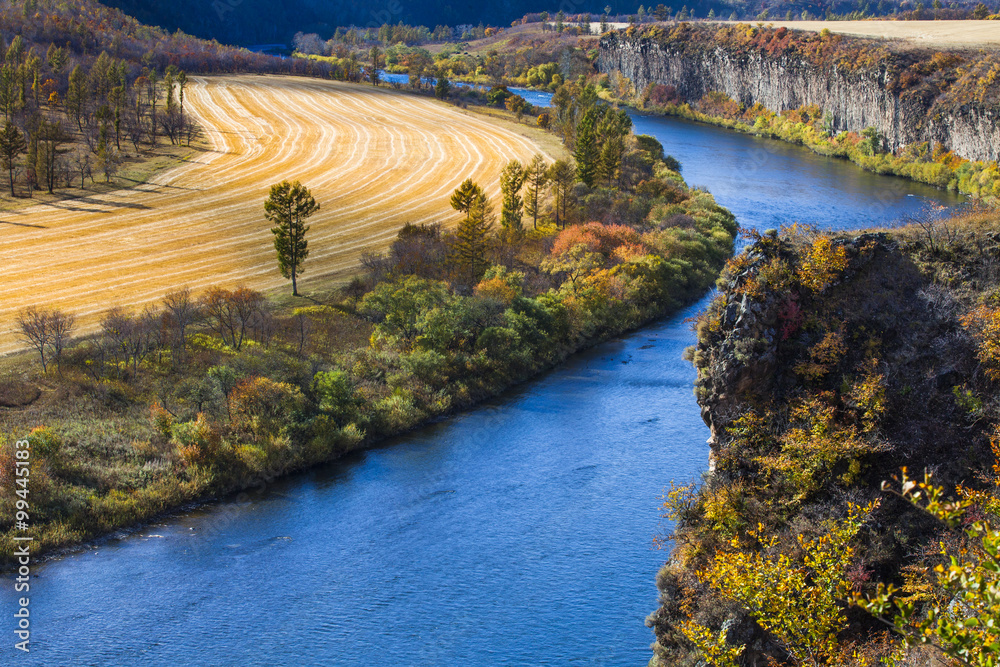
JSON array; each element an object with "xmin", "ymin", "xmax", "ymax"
[{"xmin": 598, "ymin": 31, "xmax": 1000, "ymax": 162}]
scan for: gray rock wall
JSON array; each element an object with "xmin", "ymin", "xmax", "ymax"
[{"xmin": 598, "ymin": 33, "xmax": 1000, "ymax": 162}]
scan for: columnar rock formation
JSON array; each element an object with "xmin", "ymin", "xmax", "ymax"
[{"xmin": 599, "ymin": 29, "xmax": 1000, "ymax": 162}]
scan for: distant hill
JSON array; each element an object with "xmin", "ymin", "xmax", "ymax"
[
  {"xmin": 97, "ymin": 0, "xmax": 996, "ymax": 46},
  {"xmin": 96, "ymin": 1, "xmax": 653, "ymax": 45}
]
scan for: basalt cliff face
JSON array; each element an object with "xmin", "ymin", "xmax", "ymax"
[{"xmin": 598, "ymin": 29, "xmax": 1000, "ymax": 162}]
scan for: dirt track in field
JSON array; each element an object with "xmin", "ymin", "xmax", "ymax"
[{"xmin": 0, "ymin": 75, "xmax": 555, "ymax": 356}]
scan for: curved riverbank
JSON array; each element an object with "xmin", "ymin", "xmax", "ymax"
[
  {"xmin": 0, "ymin": 104, "xmax": 968, "ymax": 666},
  {"xmin": 0, "ymin": 93, "xmax": 737, "ymax": 569}
]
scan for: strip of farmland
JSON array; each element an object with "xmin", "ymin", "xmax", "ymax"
[{"xmin": 0, "ymin": 75, "xmax": 554, "ymax": 355}]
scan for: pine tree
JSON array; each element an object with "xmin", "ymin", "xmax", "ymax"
[
  {"xmin": 66, "ymin": 64, "xmax": 85, "ymax": 129},
  {"xmin": 177, "ymin": 71, "xmax": 188, "ymax": 113},
  {"xmin": 0, "ymin": 120, "xmax": 25, "ymax": 196},
  {"xmin": 435, "ymin": 75, "xmax": 450, "ymax": 100},
  {"xmin": 450, "ymin": 180, "xmax": 493, "ymax": 284},
  {"xmin": 46, "ymin": 43, "xmax": 67, "ymax": 75},
  {"xmin": 547, "ymin": 160, "xmax": 576, "ymax": 228},
  {"xmin": 266, "ymin": 180, "xmax": 319, "ymax": 296},
  {"xmin": 145, "ymin": 68, "xmax": 159, "ymax": 145},
  {"xmin": 449, "ymin": 178, "xmax": 482, "ymax": 221},
  {"xmin": 36, "ymin": 120, "xmax": 66, "ymax": 194},
  {"xmin": 499, "ymin": 159, "xmax": 526, "ymax": 237},
  {"xmin": 369, "ymin": 45, "xmax": 381, "ymax": 86},
  {"xmin": 524, "ymin": 154, "xmax": 549, "ymax": 230},
  {"xmin": 600, "ymin": 136, "xmax": 625, "ymax": 188},
  {"xmin": 573, "ymin": 110, "xmax": 600, "ymax": 187}
]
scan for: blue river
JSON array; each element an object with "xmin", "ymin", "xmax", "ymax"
[{"xmin": 0, "ymin": 86, "xmax": 963, "ymax": 665}]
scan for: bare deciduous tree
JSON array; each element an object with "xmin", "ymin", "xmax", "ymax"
[
  {"xmin": 201, "ymin": 286, "xmax": 265, "ymax": 351},
  {"xmin": 16, "ymin": 307, "xmax": 75, "ymax": 373},
  {"xmin": 49, "ymin": 310, "xmax": 76, "ymax": 372},
  {"xmin": 17, "ymin": 306, "xmax": 53, "ymax": 372},
  {"xmin": 162, "ymin": 287, "xmax": 200, "ymax": 354}
]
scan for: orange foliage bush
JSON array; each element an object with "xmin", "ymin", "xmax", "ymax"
[
  {"xmin": 698, "ymin": 91, "xmax": 741, "ymax": 119},
  {"xmin": 551, "ymin": 222, "xmax": 647, "ymax": 261},
  {"xmin": 474, "ymin": 276, "xmax": 518, "ymax": 303}
]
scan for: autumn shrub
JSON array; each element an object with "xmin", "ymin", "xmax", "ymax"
[
  {"xmin": 961, "ymin": 305, "xmax": 1000, "ymax": 380},
  {"xmin": 149, "ymin": 402, "xmax": 174, "ymax": 439},
  {"xmin": 229, "ymin": 377, "xmax": 306, "ymax": 442},
  {"xmin": 550, "ymin": 221, "xmax": 647, "ymax": 261},
  {"xmin": 685, "ymin": 502, "xmax": 878, "ymax": 666},
  {"xmin": 171, "ymin": 413, "xmax": 223, "ymax": 467},
  {"xmin": 798, "ymin": 237, "xmax": 850, "ymax": 293}
]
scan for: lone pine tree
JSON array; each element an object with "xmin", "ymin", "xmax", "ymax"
[{"xmin": 266, "ymin": 180, "xmax": 319, "ymax": 296}]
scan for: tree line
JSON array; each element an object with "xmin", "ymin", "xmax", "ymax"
[{"xmin": 0, "ymin": 36, "xmax": 196, "ymax": 195}]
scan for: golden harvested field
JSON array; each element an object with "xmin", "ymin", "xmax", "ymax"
[
  {"xmin": 717, "ymin": 20, "xmax": 1000, "ymax": 49},
  {"xmin": 0, "ymin": 75, "xmax": 557, "ymax": 356}
]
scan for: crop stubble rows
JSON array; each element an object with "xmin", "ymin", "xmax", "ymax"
[{"xmin": 0, "ymin": 75, "xmax": 553, "ymax": 355}]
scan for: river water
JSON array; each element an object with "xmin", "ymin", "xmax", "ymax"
[{"xmin": 0, "ymin": 94, "xmax": 964, "ymax": 665}]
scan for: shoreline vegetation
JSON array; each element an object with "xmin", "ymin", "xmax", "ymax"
[
  {"xmin": 605, "ymin": 84, "xmax": 1000, "ymax": 202},
  {"xmin": 0, "ymin": 77, "xmax": 737, "ymax": 568}
]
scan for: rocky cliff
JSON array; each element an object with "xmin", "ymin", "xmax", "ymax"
[
  {"xmin": 646, "ymin": 218, "xmax": 1000, "ymax": 665},
  {"xmin": 598, "ymin": 26, "xmax": 1000, "ymax": 162}
]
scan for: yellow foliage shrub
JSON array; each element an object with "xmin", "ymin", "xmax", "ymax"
[{"xmin": 798, "ymin": 237, "xmax": 849, "ymax": 293}]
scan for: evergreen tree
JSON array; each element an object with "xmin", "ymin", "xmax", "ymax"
[
  {"xmin": 45, "ymin": 43, "xmax": 67, "ymax": 75},
  {"xmin": 600, "ymin": 136, "xmax": 625, "ymax": 188},
  {"xmin": 547, "ymin": 160, "xmax": 576, "ymax": 228},
  {"xmin": 524, "ymin": 154, "xmax": 549, "ymax": 230},
  {"xmin": 369, "ymin": 45, "xmax": 381, "ymax": 86},
  {"xmin": 177, "ymin": 71, "xmax": 188, "ymax": 113},
  {"xmin": 265, "ymin": 180, "xmax": 319, "ymax": 296},
  {"xmin": 0, "ymin": 120, "xmax": 25, "ymax": 196},
  {"xmin": 145, "ymin": 67, "xmax": 159, "ymax": 144},
  {"xmin": 435, "ymin": 75, "xmax": 450, "ymax": 100},
  {"xmin": 499, "ymin": 159, "xmax": 526, "ymax": 237},
  {"xmin": 66, "ymin": 64, "xmax": 86, "ymax": 129},
  {"xmin": 0, "ymin": 65, "xmax": 17, "ymax": 121},
  {"xmin": 449, "ymin": 178, "xmax": 482, "ymax": 222},
  {"xmin": 573, "ymin": 109, "xmax": 600, "ymax": 187},
  {"xmin": 453, "ymin": 189, "xmax": 494, "ymax": 284},
  {"xmin": 36, "ymin": 120, "xmax": 66, "ymax": 194}
]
